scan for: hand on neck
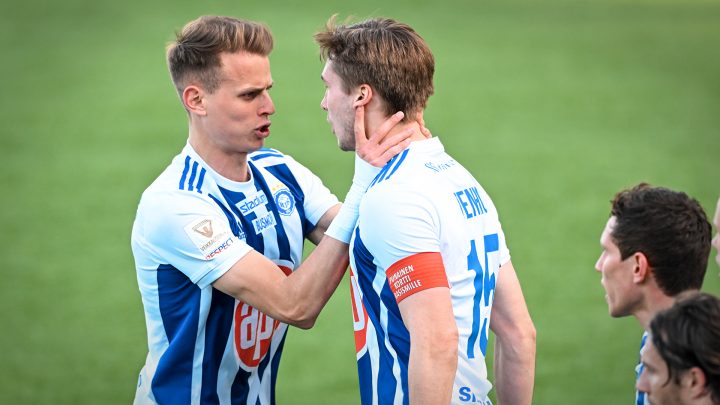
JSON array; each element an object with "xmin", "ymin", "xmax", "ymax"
[{"xmin": 364, "ymin": 105, "xmax": 429, "ymax": 144}]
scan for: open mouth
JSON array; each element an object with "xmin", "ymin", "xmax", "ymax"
[{"xmin": 255, "ymin": 123, "xmax": 271, "ymax": 137}]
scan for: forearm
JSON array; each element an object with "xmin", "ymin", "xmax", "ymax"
[
  {"xmin": 408, "ymin": 342, "xmax": 457, "ymax": 405},
  {"xmin": 279, "ymin": 235, "xmax": 349, "ymax": 328},
  {"xmin": 401, "ymin": 288, "xmax": 459, "ymax": 405},
  {"xmin": 493, "ymin": 329, "xmax": 536, "ymax": 405}
]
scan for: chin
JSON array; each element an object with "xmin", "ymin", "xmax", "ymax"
[{"xmin": 337, "ymin": 140, "xmax": 355, "ymax": 152}]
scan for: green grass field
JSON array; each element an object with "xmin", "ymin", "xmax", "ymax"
[{"xmin": 1, "ymin": 0, "xmax": 719, "ymax": 403}]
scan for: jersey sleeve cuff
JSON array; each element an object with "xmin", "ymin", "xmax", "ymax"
[{"xmin": 195, "ymin": 244, "xmax": 253, "ymax": 289}]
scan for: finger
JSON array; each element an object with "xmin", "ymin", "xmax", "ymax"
[
  {"xmin": 380, "ymin": 139, "xmax": 412, "ymax": 163},
  {"xmin": 354, "ymin": 106, "xmax": 367, "ymax": 147},
  {"xmin": 378, "ymin": 127, "xmax": 413, "ymax": 149},
  {"xmin": 369, "ymin": 111, "xmax": 405, "ymax": 144},
  {"xmin": 416, "ymin": 112, "xmax": 431, "ymax": 139},
  {"xmin": 419, "ymin": 125, "xmax": 432, "ymax": 139}
]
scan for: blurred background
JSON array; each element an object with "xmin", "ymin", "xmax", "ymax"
[{"xmin": 1, "ymin": 0, "xmax": 718, "ymax": 403}]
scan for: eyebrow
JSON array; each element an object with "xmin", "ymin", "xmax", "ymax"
[{"xmin": 238, "ymin": 82, "xmax": 274, "ymax": 93}]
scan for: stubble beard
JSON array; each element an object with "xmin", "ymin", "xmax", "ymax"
[{"xmin": 337, "ymin": 119, "xmax": 356, "ymax": 152}]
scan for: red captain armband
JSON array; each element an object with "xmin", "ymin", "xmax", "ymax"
[{"xmin": 385, "ymin": 252, "xmax": 449, "ymax": 303}]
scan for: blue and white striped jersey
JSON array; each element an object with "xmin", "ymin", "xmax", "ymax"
[
  {"xmin": 349, "ymin": 137, "xmax": 511, "ymax": 405},
  {"xmin": 131, "ymin": 143, "xmax": 338, "ymax": 405},
  {"xmin": 636, "ymin": 332, "xmax": 648, "ymax": 405}
]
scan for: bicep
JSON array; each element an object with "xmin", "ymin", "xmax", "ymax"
[
  {"xmin": 489, "ymin": 260, "xmax": 533, "ymax": 337},
  {"xmin": 399, "ymin": 286, "xmax": 456, "ymax": 340},
  {"xmin": 391, "ymin": 252, "xmax": 455, "ymax": 344}
]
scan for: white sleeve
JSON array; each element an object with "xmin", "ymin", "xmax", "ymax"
[
  {"xmin": 133, "ymin": 190, "xmax": 252, "ymax": 288},
  {"xmin": 283, "ymin": 154, "xmax": 339, "ymax": 227},
  {"xmin": 477, "ymin": 187, "xmax": 511, "ymax": 266},
  {"xmin": 357, "ymin": 187, "xmax": 440, "ymax": 270}
]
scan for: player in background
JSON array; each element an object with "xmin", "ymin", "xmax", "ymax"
[
  {"xmin": 131, "ymin": 15, "xmax": 413, "ymax": 404},
  {"xmin": 315, "ymin": 16, "xmax": 536, "ymax": 405},
  {"xmin": 637, "ymin": 292, "xmax": 720, "ymax": 405},
  {"xmin": 594, "ymin": 183, "xmax": 712, "ymax": 405}
]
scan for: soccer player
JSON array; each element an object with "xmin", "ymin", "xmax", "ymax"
[
  {"xmin": 131, "ymin": 16, "xmax": 412, "ymax": 404},
  {"xmin": 315, "ymin": 17, "xmax": 536, "ymax": 404},
  {"xmin": 595, "ymin": 184, "xmax": 712, "ymax": 405},
  {"xmin": 637, "ymin": 292, "xmax": 720, "ymax": 405}
]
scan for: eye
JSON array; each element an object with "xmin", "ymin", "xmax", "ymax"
[{"xmin": 239, "ymin": 91, "xmax": 258, "ymax": 100}]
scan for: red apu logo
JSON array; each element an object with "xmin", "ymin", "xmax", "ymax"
[
  {"xmin": 234, "ymin": 265, "xmax": 292, "ymax": 367},
  {"xmin": 350, "ymin": 266, "xmax": 369, "ymax": 355}
]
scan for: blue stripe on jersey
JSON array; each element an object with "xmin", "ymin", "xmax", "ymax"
[
  {"xmin": 357, "ymin": 351, "xmax": 374, "ymax": 405},
  {"xmin": 179, "ymin": 156, "xmax": 207, "ymax": 192},
  {"xmin": 179, "ymin": 156, "xmax": 191, "ymax": 191},
  {"xmin": 250, "ymin": 149, "xmax": 284, "ymax": 161},
  {"xmin": 222, "ymin": 187, "xmax": 265, "ymax": 253},
  {"xmin": 249, "ymin": 162, "xmax": 291, "ymax": 261},
  {"xmin": 264, "ymin": 163, "xmax": 310, "ymax": 237},
  {"xmin": 196, "ymin": 167, "xmax": 206, "ymax": 193},
  {"xmin": 268, "ymin": 332, "xmax": 288, "ymax": 405},
  {"xmin": 384, "ymin": 149, "xmax": 409, "ymax": 181},
  {"xmin": 369, "ymin": 149, "xmax": 409, "ymax": 188},
  {"xmin": 153, "ymin": 264, "xmax": 201, "ymax": 404},
  {"xmin": 231, "ymin": 368, "xmax": 251, "ymax": 405},
  {"xmin": 200, "ymin": 288, "xmax": 236, "ymax": 404},
  {"xmin": 208, "ymin": 194, "xmax": 244, "ymax": 238},
  {"xmin": 249, "ymin": 329, "xmax": 285, "ymax": 405},
  {"xmin": 636, "ymin": 333, "xmax": 648, "ymax": 405},
  {"xmin": 353, "ymin": 229, "xmax": 411, "ymax": 405},
  {"xmin": 188, "ymin": 161, "xmax": 199, "ymax": 192}
]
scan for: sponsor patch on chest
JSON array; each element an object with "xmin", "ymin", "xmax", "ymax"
[{"xmin": 252, "ymin": 211, "xmax": 277, "ymax": 235}]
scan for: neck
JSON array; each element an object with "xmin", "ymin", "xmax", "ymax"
[
  {"xmin": 365, "ymin": 108, "xmax": 429, "ymax": 145},
  {"xmin": 189, "ymin": 127, "xmax": 250, "ymax": 182},
  {"xmin": 634, "ymin": 290, "xmax": 678, "ymax": 331}
]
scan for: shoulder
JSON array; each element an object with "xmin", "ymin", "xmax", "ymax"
[{"xmin": 249, "ymin": 148, "xmax": 293, "ymax": 167}]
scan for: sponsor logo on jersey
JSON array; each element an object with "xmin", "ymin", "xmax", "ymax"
[
  {"xmin": 184, "ymin": 217, "xmax": 233, "ymax": 260},
  {"xmin": 273, "ymin": 189, "xmax": 295, "ymax": 216},
  {"xmin": 237, "ymin": 191, "xmax": 268, "ymax": 216},
  {"xmin": 234, "ymin": 265, "xmax": 292, "ymax": 368},
  {"xmin": 350, "ymin": 266, "xmax": 369, "ymax": 357},
  {"xmin": 458, "ymin": 386, "xmax": 489, "ymax": 403},
  {"xmin": 192, "ymin": 219, "xmax": 213, "ymax": 237},
  {"xmin": 424, "ymin": 158, "xmax": 457, "ymax": 172},
  {"xmin": 205, "ymin": 238, "xmax": 234, "ymax": 260},
  {"xmin": 234, "ymin": 302, "xmax": 281, "ymax": 368},
  {"xmin": 252, "ymin": 211, "xmax": 276, "ymax": 235}
]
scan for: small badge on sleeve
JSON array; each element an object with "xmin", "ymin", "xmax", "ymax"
[{"xmin": 184, "ymin": 217, "xmax": 235, "ymax": 260}]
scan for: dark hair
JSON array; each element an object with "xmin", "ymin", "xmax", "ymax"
[
  {"xmin": 314, "ymin": 15, "xmax": 434, "ymax": 120},
  {"xmin": 167, "ymin": 16, "xmax": 273, "ymax": 96},
  {"xmin": 650, "ymin": 292, "xmax": 720, "ymax": 402},
  {"xmin": 610, "ymin": 183, "xmax": 711, "ymax": 295}
]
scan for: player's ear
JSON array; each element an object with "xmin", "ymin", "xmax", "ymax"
[
  {"xmin": 632, "ymin": 252, "xmax": 650, "ymax": 284},
  {"xmin": 183, "ymin": 85, "xmax": 207, "ymax": 116},
  {"xmin": 352, "ymin": 84, "xmax": 372, "ymax": 108},
  {"xmin": 683, "ymin": 367, "xmax": 708, "ymax": 400}
]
